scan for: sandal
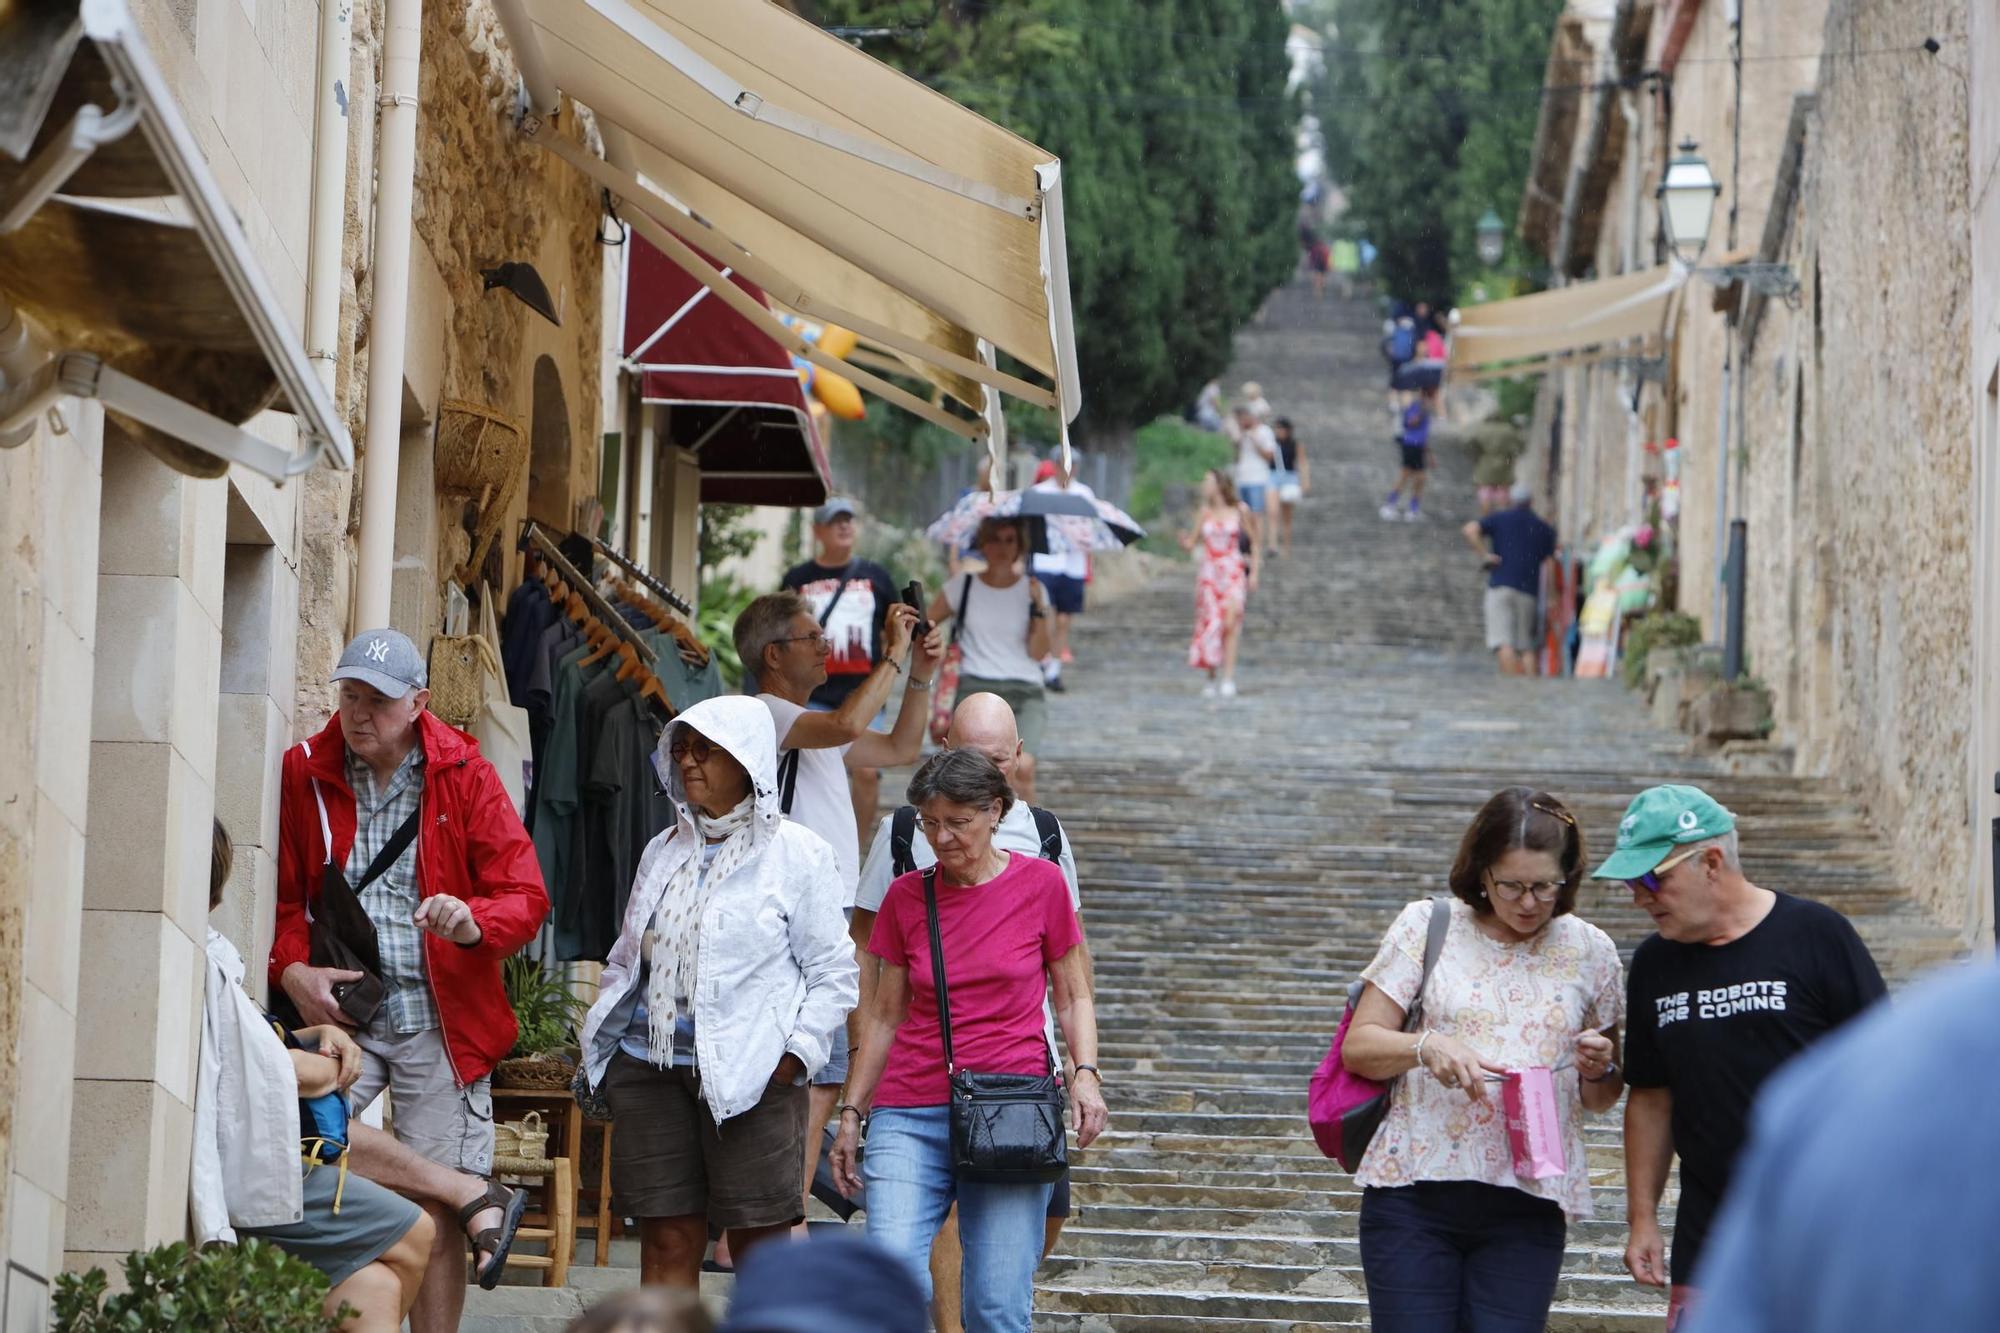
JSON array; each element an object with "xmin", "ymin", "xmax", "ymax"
[{"xmin": 459, "ymin": 1181, "xmax": 527, "ymax": 1290}]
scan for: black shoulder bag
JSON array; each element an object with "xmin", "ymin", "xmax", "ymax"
[{"xmin": 922, "ymin": 867, "xmax": 1068, "ymax": 1184}]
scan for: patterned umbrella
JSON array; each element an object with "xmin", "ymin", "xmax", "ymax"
[{"xmin": 926, "ymin": 488, "xmax": 1147, "ymax": 554}]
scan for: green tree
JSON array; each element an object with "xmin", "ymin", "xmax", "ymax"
[
  {"xmin": 808, "ymin": 0, "xmax": 1299, "ymax": 449},
  {"xmin": 1324, "ymin": 0, "xmax": 1562, "ymax": 303}
]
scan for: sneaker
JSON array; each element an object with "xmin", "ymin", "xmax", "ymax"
[
  {"xmin": 1379, "ymin": 503, "xmax": 1401, "ymax": 521},
  {"xmin": 1219, "ymin": 678, "xmax": 1238, "ymax": 698},
  {"xmin": 1403, "ymin": 507, "xmax": 1423, "ymax": 522},
  {"xmin": 1201, "ymin": 680, "xmax": 1219, "ymax": 698},
  {"xmin": 1046, "ymin": 675, "xmax": 1067, "ymax": 693}
]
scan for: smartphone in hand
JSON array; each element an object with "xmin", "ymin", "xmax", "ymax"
[{"xmin": 902, "ymin": 580, "xmax": 930, "ymax": 639}]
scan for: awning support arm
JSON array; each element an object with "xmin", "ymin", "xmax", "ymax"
[
  {"xmin": 0, "ymin": 97, "xmax": 142, "ymax": 234},
  {"xmin": 0, "ymin": 350, "xmax": 297, "ymax": 475},
  {"xmin": 530, "ymin": 135, "xmax": 981, "ymax": 441},
  {"xmin": 531, "ymin": 124, "xmax": 1053, "ymax": 410}
]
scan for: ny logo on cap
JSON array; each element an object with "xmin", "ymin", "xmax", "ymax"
[
  {"xmin": 365, "ymin": 638, "xmax": 391, "ymax": 664},
  {"xmin": 1619, "ymin": 813, "xmax": 1640, "ymax": 840}
]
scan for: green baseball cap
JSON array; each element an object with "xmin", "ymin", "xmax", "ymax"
[{"xmin": 1591, "ymin": 784, "xmax": 1737, "ymax": 880}]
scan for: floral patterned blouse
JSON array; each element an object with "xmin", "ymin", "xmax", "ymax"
[{"xmin": 1354, "ymin": 897, "xmax": 1625, "ymax": 1219}]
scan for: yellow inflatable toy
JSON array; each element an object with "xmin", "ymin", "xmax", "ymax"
[{"xmin": 782, "ymin": 313, "xmax": 867, "ymax": 419}]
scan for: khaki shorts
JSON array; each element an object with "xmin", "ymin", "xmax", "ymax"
[
  {"xmin": 956, "ymin": 675, "xmax": 1047, "ymax": 754},
  {"xmin": 1483, "ymin": 585, "xmax": 1538, "ymax": 654},
  {"xmin": 604, "ymin": 1052, "xmax": 808, "ymax": 1229},
  {"xmin": 349, "ymin": 1026, "xmax": 495, "ymax": 1176}
]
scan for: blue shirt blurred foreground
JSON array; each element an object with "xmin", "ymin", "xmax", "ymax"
[
  {"xmin": 1688, "ymin": 962, "xmax": 2000, "ymax": 1332},
  {"xmin": 717, "ymin": 1230, "xmax": 928, "ymax": 1333}
]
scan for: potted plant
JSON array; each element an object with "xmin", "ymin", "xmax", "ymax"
[
  {"xmin": 494, "ymin": 955, "xmax": 586, "ymax": 1090},
  {"xmin": 56, "ymin": 1240, "xmax": 349, "ymax": 1331}
]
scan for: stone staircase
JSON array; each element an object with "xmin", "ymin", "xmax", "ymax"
[
  {"xmin": 463, "ymin": 281, "xmax": 1960, "ymax": 1329},
  {"xmin": 1017, "ymin": 280, "xmax": 1960, "ymax": 1330}
]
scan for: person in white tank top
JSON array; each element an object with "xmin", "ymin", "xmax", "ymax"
[{"xmin": 927, "ymin": 518, "xmax": 1054, "ymax": 802}]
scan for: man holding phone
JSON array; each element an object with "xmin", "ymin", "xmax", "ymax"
[{"xmin": 782, "ymin": 497, "xmax": 903, "ymax": 836}]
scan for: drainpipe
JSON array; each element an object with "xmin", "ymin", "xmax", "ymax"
[
  {"xmin": 353, "ymin": 0, "xmax": 422, "ymax": 631},
  {"xmin": 305, "ymin": 0, "xmax": 353, "ymax": 395}
]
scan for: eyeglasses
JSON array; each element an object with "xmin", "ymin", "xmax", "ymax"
[
  {"xmin": 772, "ymin": 632, "xmax": 830, "ymax": 650},
  {"xmin": 668, "ymin": 734, "xmax": 718, "ymax": 765},
  {"xmin": 1626, "ymin": 846, "xmax": 1704, "ymax": 896},
  {"xmin": 1488, "ymin": 878, "xmax": 1564, "ymax": 903}
]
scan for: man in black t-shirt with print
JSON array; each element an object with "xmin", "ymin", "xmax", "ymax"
[
  {"xmin": 1594, "ymin": 784, "xmax": 1885, "ymax": 1332},
  {"xmin": 781, "ymin": 496, "xmax": 900, "ymax": 836}
]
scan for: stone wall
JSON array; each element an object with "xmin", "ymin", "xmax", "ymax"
[{"xmin": 1737, "ymin": 0, "xmax": 1972, "ymax": 917}]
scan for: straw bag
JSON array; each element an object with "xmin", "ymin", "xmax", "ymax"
[
  {"xmin": 494, "ymin": 1110, "xmax": 549, "ymax": 1162},
  {"xmin": 435, "ymin": 400, "xmax": 527, "ymax": 586},
  {"xmin": 470, "ymin": 586, "xmax": 532, "ymax": 816},
  {"xmin": 427, "ymin": 629, "xmax": 502, "ymax": 729}
]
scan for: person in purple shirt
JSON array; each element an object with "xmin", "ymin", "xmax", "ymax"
[{"xmin": 1461, "ymin": 483, "xmax": 1557, "ymax": 675}]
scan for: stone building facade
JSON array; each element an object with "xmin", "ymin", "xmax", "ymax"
[
  {"xmin": 0, "ymin": 0, "xmax": 606, "ymax": 1314},
  {"xmin": 1515, "ymin": 0, "xmax": 1981, "ymax": 926},
  {"xmin": 1969, "ymin": 2, "xmax": 2000, "ymax": 941}
]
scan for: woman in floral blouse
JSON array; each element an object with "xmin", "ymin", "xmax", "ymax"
[{"xmin": 1341, "ymin": 788, "xmax": 1625, "ymax": 1332}]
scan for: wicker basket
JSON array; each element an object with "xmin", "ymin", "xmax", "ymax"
[
  {"xmin": 434, "ymin": 399, "xmax": 527, "ymax": 585},
  {"xmin": 494, "ymin": 1052, "xmax": 578, "ymax": 1090},
  {"xmin": 494, "ymin": 1110, "xmax": 549, "ymax": 1162},
  {"xmin": 427, "ymin": 631, "xmax": 502, "ymax": 729}
]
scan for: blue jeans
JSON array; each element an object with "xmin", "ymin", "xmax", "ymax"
[
  {"xmin": 1359, "ymin": 1182, "xmax": 1566, "ymax": 1333},
  {"xmin": 863, "ymin": 1106, "xmax": 1051, "ymax": 1332}
]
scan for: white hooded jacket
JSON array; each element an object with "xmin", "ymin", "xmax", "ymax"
[
  {"xmin": 579, "ymin": 695, "xmax": 858, "ymax": 1124},
  {"xmin": 191, "ymin": 930, "xmax": 305, "ymax": 1243}
]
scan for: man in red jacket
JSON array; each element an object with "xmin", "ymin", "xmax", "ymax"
[{"xmin": 274, "ymin": 629, "xmax": 548, "ymax": 1329}]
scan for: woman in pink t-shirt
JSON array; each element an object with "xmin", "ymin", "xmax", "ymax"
[{"xmin": 831, "ymin": 750, "xmax": 1106, "ymax": 1332}]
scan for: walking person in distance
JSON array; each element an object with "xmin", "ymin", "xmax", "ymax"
[
  {"xmin": 1462, "ymin": 483, "xmax": 1558, "ymax": 676},
  {"xmin": 1182, "ymin": 470, "xmax": 1258, "ymax": 698},
  {"xmin": 926, "ymin": 518, "xmax": 1053, "ymax": 802},
  {"xmin": 1342, "ymin": 788, "xmax": 1625, "ymax": 1333}
]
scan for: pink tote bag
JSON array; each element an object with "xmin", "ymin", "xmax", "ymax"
[
  {"xmin": 1308, "ymin": 900, "xmax": 1450, "ymax": 1172},
  {"xmin": 1501, "ymin": 1066, "xmax": 1568, "ymax": 1180}
]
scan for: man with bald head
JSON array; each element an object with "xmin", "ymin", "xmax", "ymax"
[{"xmin": 851, "ymin": 692, "xmax": 1087, "ymax": 1330}]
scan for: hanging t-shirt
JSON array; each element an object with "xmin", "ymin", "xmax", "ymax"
[
  {"xmin": 954, "ymin": 575, "xmax": 1043, "ymax": 685},
  {"xmin": 782, "ymin": 558, "xmax": 898, "ymax": 709},
  {"xmin": 760, "ymin": 692, "xmax": 859, "ymax": 905},
  {"xmin": 867, "ymin": 853, "xmax": 1083, "ymax": 1107},
  {"xmin": 1623, "ymin": 891, "xmax": 1886, "ymax": 1283}
]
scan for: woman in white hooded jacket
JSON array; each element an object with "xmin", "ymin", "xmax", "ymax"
[{"xmin": 578, "ymin": 695, "xmax": 858, "ymax": 1286}]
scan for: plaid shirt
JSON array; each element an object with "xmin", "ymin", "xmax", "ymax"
[{"xmin": 346, "ymin": 747, "xmax": 439, "ymax": 1034}]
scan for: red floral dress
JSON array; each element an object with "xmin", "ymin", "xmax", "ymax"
[{"xmin": 1188, "ymin": 511, "xmax": 1247, "ymax": 670}]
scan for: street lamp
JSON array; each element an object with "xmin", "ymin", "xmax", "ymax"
[
  {"xmin": 1475, "ymin": 208, "xmax": 1506, "ymax": 267},
  {"xmin": 1657, "ymin": 140, "xmax": 1720, "ymax": 264}
]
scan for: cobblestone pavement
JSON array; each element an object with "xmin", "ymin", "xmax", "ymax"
[
  {"xmin": 1020, "ymin": 281, "xmax": 1959, "ymax": 1330},
  {"xmin": 465, "ymin": 282, "xmax": 1959, "ymax": 1331}
]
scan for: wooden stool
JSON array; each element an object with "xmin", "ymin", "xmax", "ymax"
[{"xmin": 490, "ymin": 1153, "xmax": 573, "ymax": 1288}]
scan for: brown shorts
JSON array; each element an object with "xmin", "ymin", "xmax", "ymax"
[{"xmin": 603, "ymin": 1052, "xmax": 808, "ymax": 1230}]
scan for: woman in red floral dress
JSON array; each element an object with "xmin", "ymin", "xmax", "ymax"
[{"xmin": 1181, "ymin": 469, "xmax": 1259, "ymax": 698}]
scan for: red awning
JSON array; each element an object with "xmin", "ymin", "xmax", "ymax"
[{"xmin": 622, "ymin": 234, "xmax": 831, "ymax": 506}]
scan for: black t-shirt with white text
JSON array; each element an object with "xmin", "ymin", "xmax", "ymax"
[
  {"xmin": 1624, "ymin": 891, "xmax": 1886, "ymax": 1282},
  {"xmin": 781, "ymin": 558, "xmax": 898, "ymax": 709}
]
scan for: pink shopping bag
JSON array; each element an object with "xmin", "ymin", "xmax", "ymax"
[{"xmin": 1500, "ymin": 1067, "xmax": 1567, "ymax": 1180}]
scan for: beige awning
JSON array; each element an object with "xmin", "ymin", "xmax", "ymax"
[
  {"xmin": 1449, "ymin": 265, "xmax": 1685, "ymax": 375},
  {"xmin": 492, "ymin": 0, "xmax": 1080, "ymax": 426}
]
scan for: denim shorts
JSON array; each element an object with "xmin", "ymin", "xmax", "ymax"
[{"xmin": 1238, "ymin": 482, "xmax": 1268, "ymax": 512}]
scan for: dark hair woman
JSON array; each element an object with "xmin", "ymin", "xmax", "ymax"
[
  {"xmin": 829, "ymin": 749, "xmax": 1106, "ymax": 1332},
  {"xmin": 1339, "ymin": 788, "xmax": 1624, "ymax": 1332},
  {"xmin": 1179, "ymin": 469, "xmax": 1258, "ymax": 698}
]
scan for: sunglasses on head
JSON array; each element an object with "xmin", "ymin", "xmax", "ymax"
[{"xmin": 1626, "ymin": 845, "xmax": 1704, "ymax": 895}]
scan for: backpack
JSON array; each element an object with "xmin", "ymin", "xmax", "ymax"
[
  {"xmin": 1383, "ymin": 320, "xmax": 1417, "ymax": 366},
  {"xmin": 889, "ymin": 803, "xmax": 1062, "ymax": 876}
]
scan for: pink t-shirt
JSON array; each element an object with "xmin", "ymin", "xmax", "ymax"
[{"xmin": 868, "ymin": 852, "xmax": 1083, "ymax": 1107}]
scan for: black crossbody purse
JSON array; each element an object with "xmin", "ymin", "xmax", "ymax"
[{"xmin": 922, "ymin": 868, "xmax": 1068, "ymax": 1184}]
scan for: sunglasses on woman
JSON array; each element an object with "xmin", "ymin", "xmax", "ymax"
[
  {"xmin": 668, "ymin": 734, "xmax": 718, "ymax": 765},
  {"xmin": 1626, "ymin": 846, "xmax": 1704, "ymax": 895}
]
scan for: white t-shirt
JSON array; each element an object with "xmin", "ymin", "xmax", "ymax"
[
  {"xmin": 1234, "ymin": 423, "xmax": 1276, "ymax": 487},
  {"xmin": 1030, "ymin": 479, "xmax": 1097, "ymax": 581},
  {"xmin": 952, "ymin": 575, "xmax": 1043, "ymax": 684},
  {"xmin": 759, "ymin": 692, "xmax": 860, "ymax": 906}
]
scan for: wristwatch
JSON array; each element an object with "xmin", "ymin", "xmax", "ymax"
[
  {"xmin": 1583, "ymin": 1060, "xmax": 1621, "ymax": 1084},
  {"xmin": 907, "ymin": 676, "xmax": 933, "ymax": 690},
  {"xmin": 837, "ymin": 1103, "xmax": 868, "ymax": 1134}
]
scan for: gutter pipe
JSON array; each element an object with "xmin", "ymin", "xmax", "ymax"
[{"xmin": 353, "ymin": 0, "xmax": 421, "ymax": 630}]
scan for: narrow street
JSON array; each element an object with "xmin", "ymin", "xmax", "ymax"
[{"xmin": 1023, "ymin": 281, "xmax": 1961, "ymax": 1330}]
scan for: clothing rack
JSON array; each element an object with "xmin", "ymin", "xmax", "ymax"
[
  {"xmin": 521, "ymin": 520, "xmax": 658, "ymax": 666},
  {"xmin": 591, "ymin": 536, "xmax": 693, "ymax": 617}
]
